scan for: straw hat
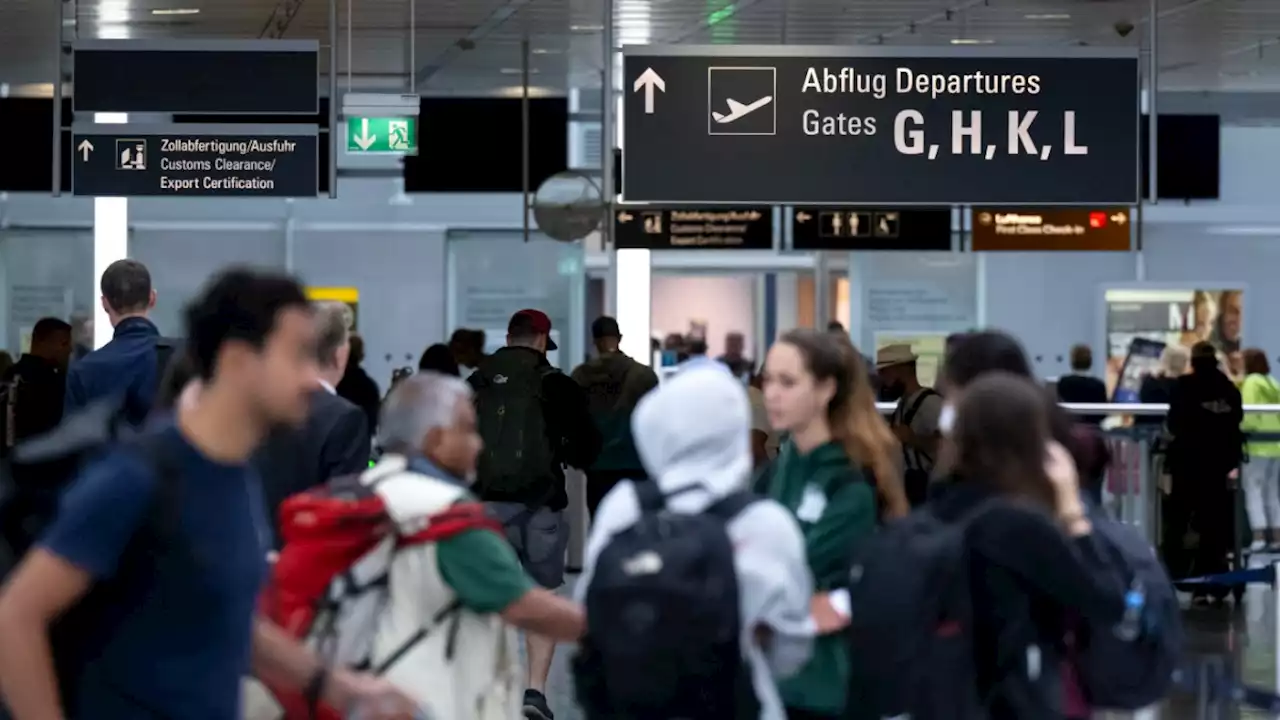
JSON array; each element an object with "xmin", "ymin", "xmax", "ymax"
[{"xmin": 875, "ymin": 343, "xmax": 918, "ymax": 368}]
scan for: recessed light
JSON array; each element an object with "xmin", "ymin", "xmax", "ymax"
[
  {"xmin": 570, "ymin": 24, "xmax": 604, "ymax": 32},
  {"xmin": 531, "ymin": 48, "xmax": 561, "ymax": 55},
  {"xmin": 151, "ymin": 8, "xmax": 200, "ymax": 15},
  {"xmin": 1024, "ymin": 13, "xmax": 1070, "ymax": 20},
  {"xmin": 500, "ymin": 68, "xmax": 541, "ymax": 75},
  {"xmin": 950, "ymin": 38, "xmax": 994, "ymax": 45}
]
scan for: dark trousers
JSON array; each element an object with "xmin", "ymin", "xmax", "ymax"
[
  {"xmin": 1162, "ymin": 469, "xmax": 1235, "ymax": 584},
  {"xmin": 586, "ymin": 468, "xmax": 647, "ymax": 520}
]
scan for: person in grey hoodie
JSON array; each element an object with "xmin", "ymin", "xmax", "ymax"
[{"xmin": 576, "ymin": 360, "xmax": 815, "ymax": 719}]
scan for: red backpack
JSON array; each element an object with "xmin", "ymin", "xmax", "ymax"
[{"xmin": 256, "ymin": 467, "xmax": 500, "ymax": 720}]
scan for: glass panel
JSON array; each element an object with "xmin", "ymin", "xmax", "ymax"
[
  {"xmin": 130, "ymin": 229, "xmax": 286, "ymax": 337},
  {"xmin": 447, "ymin": 231, "xmax": 585, "ymax": 370},
  {"xmin": 0, "ymin": 229, "xmax": 95, "ymax": 355},
  {"xmin": 851, "ymin": 252, "xmax": 978, "ymax": 354}
]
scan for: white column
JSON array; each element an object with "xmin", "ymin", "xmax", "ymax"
[
  {"xmin": 615, "ymin": 248, "xmax": 651, "ymax": 366},
  {"xmin": 92, "ymin": 112, "xmax": 129, "ymax": 349}
]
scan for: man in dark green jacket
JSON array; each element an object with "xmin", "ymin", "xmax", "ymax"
[{"xmin": 571, "ymin": 316, "xmax": 659, "ymax": 518}]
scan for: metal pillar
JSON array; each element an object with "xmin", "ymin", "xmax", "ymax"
[
  {"xmin": 52, "ymin": 0, "xmax": 64, "ymax": 196},
  {"xmin": 521, "ymin": 37, "xmax": 531, "ymax": 242},
  {"xmin": 813, "ymin": 251, "xmax": 831, "ymax": 329},
  {"xmin": 327, "ymin": 0, "xmax": 338, "ymax": 198},
  {"xmin": 601, "ymin": 0, "xmax": 617, "ymax": 315},
  {"xmin": 1147, "ymin": 0, "xmax": 1158, "ymax": 203}
]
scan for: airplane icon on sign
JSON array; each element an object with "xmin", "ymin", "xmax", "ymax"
[{"xmin": 712, "ymin": 96, "xmax": 774, "ymax": 124}]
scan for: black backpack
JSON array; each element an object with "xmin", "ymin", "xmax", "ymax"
[
  {"xmin": 1074, "ymin": 512, "xmax": 1182, "ymax": 709},
  {"xmin": 470, "ymin": 360, "xmax": 557, "ymax": 495},
  {"xmin": 896, "ymin": 388, "xmax": 940, "ymax": 507},
  {"xmin": 844, "ymin": 504, "xmax": 990, "ymax": 720},
  {"xmin": 574, "ymin": 482, "xmax": 760, "ymax": 720},
  {"xmin": 0, "ymin": 339, "xmax": 180, "ymax": 568},
  {"xmin": 2, "ymin": 402, "xmax": 183, "ymax": 715}
]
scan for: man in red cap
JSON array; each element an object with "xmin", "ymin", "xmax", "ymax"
[{"xmin": 467, "ymin": 309, "xmax": 600, "ymax": 720}]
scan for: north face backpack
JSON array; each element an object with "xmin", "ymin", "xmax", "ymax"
[
  {"xmin": 258, "ymin": 463, "xmax": 501, "ymax": 720},
  {"xmin": 469, "ymin": 361, "xmax": 557, "ymax": 495},
  {"xmin": 574, "ymin": 482, "xmax": 760, "ymax": 720},
  {"xmin": 844, "ymin": 504, "xmax": 991, "ymax": 720}
]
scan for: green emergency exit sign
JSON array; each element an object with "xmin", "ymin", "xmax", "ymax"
[{"xmin": 345, "ymin": 117, "xmax": 417, "ymax": 154}]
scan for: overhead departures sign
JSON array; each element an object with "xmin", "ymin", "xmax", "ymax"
[
  {"xmin": 623, "ymin": 46, "xmax": 1139, "ymax": 205},
  {"xmin": 72, "ymin": 124, "xmax": 318, "ymax": 198}
]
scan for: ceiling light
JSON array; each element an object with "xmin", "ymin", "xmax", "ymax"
[
  {"xmin": 950, "ymin": 38, "xmax": 994, "ymax": 45},
  {"xmin": 1025, "ymin": 13, "xmax": 1070, "ymax": 20},
  {"xmin": 152, "ymin": 8, "xmax": 201, "ymax": 15},
  {"xmin": 500, "ymin": 68, "xmax": 541, "ymax": 75},
  {"xmin": 570, "ymin": 24, "xmax": 604, "ymax": 32},
  {"xmin": 531, "ymin": 48, "xmax": 562, "ymax": 55}
]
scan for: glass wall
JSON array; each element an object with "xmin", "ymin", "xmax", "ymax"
[{"xmin": 446, "ymin": 231, "xmax": 586, "ymax": 370}]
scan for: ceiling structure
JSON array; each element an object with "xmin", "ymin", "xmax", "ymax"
[{"xmin": 2, "ymin": 0, "xmax": 1280, "ymax": 96}]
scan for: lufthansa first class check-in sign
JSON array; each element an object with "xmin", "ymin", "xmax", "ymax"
[{"xmin": 622, "ymin": 46, "xmax": 1140, "ymax": 205}]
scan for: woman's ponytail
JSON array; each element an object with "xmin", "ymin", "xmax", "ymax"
[{"xmin": 833, "ymin": 345, "xmax": 908, "ymax": 518}]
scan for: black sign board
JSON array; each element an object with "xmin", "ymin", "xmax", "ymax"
[
  {"xmin": 792, "ymin": 207, "xmax": 951, "ymax": 251},
  {"xmin": 971, "ymin": 207, "xmax": 1131, "ymax": 251},
  {"xmin": 73, "ymin": 39, "xmax": 319, "ymax": 115},
  {"xmin": 623, "ymin": 46, "xmax": 1138, "ymax": 205},
  {"xmin": 614, "ymin": 206, "xmax": 773, "ymax": 250},
  {"xmin": 72, "ymin": 124, "xmax": 318, "ymax": 198}
]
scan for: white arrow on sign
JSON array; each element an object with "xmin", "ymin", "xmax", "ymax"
[
  {"xmin": 77, "ymin": 139, "xmax": 94, "ymax": 162},
  {"xmin": 633, "ymin": 68, "xmax": 665, "ymax": 115},
  {"xmin": 353, "ymin": 118, "xmax": 376, "ymax": 150}
]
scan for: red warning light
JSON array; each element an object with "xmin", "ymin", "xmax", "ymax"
[{"xmin": 1089, "ymin": 212, "xmax": 1107, "ymax": 229}]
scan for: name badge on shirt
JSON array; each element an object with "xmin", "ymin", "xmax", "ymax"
[{"xmin": 796, "ymin": 484, "xmax": 827, "ymax": 523}]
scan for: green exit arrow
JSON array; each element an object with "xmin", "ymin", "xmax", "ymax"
[{"xmin": 346, "ymin": 116, "xmax": 417, "ymax": 154}]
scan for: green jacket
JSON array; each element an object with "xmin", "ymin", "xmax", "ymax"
[
  {"xmin": 756, "ymin": 439, "xmax": 877, "ymax": 715},
  {"xmin": 570, "ymin": 351, "xmax": 659, "ymax": 472},
  {"xmin": 1242, "ymin": 373, "xmax": 1280, "ymax": 457}
]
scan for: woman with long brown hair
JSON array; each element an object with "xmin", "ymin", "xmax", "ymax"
[{"xmin": 756, "ymin": 328, "xmax": 905, "ymax": 720}]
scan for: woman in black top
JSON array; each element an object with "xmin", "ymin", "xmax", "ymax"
[{"xmin": 934, "ymin": 334, "xmax": 1129, "ymax": 720}]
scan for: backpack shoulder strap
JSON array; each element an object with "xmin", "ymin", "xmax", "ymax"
[
  {"xmin": 705, "ymin": 490, "xmax": 758, "ymax": 523},
  {"xmin": 634, "ymin": 479, "xmax": 666, "ymax": 513},
  {"xmin": 397, "ymin": 501, "xmax": 504, "ymax": 548},
  {"xmin": 902, "ymin": 388, "xmax": 940, "ymax": 426}
]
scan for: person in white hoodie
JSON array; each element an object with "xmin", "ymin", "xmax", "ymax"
[{"xmin": 575, "ymin": 361, "xmax": 815, "ymax": 719}]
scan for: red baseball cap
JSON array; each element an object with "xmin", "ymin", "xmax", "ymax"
[{"xmin": 508, "ymin": 309, "xmax": 557, "ymax": 350}]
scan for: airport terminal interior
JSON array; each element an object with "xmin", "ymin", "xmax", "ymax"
[{"xmin": 4, "ymin": 0, "xmax": 1280, "ymax": 717}]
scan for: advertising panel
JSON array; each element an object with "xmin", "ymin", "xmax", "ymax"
[{"xmin": 1103, "ymin": 287, "xmax": 1244, "ymax": 401}]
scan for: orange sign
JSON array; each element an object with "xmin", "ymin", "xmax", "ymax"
[{"xmin": 971, "ymin": 208, "xmax": 1131, "ymax": 251}]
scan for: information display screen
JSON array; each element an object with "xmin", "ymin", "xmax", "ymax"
[
  {"xmin": 72, "ymin": 124, "xmax": 318, "ymax": 198},
  {"xmin": 614, "ymin": 206, "xmax": 773, "ymax": 250},
  {"xmin": 792, "ymin": 207, "xmax": 951, "ymax": 251},
  {"xmin": 73, "ymin": 40, "xmax": 319, "ymax": 114},
  {"xmin": 970, "ymin": 207, "xmax": 1131, "ymax": 251},
  {"xmin": 623, "ymin": 46, "xmax": 1139, "ymax": 205}
]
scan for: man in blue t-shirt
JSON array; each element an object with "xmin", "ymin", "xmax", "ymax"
[{"xmin": 0, "ymin": 268, "xmax": 420, "ymax": 720}]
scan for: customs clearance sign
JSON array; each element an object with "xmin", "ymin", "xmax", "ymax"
[{"xmin": 622, "ymin": 46, "xmax": 1139, "ymax": 205}]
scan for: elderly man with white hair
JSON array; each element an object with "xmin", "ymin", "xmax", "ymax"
[{"xmin": 364, "ymin": 372, "xmax": 585, "ymax": 719}]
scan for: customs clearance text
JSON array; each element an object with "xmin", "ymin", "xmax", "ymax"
[{"xmin": 156, "ymin": 137, "xmax": 304, "ymax": 192}]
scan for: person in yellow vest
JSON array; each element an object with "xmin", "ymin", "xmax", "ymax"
[{"xmin": 1240, "ymin": 348, "xmax": 1280, "ymax": 552}]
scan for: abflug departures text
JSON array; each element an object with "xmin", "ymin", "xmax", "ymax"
[{"xmin": 801, "ymin": 66, "xmax": 1086, "ymax": 161}]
